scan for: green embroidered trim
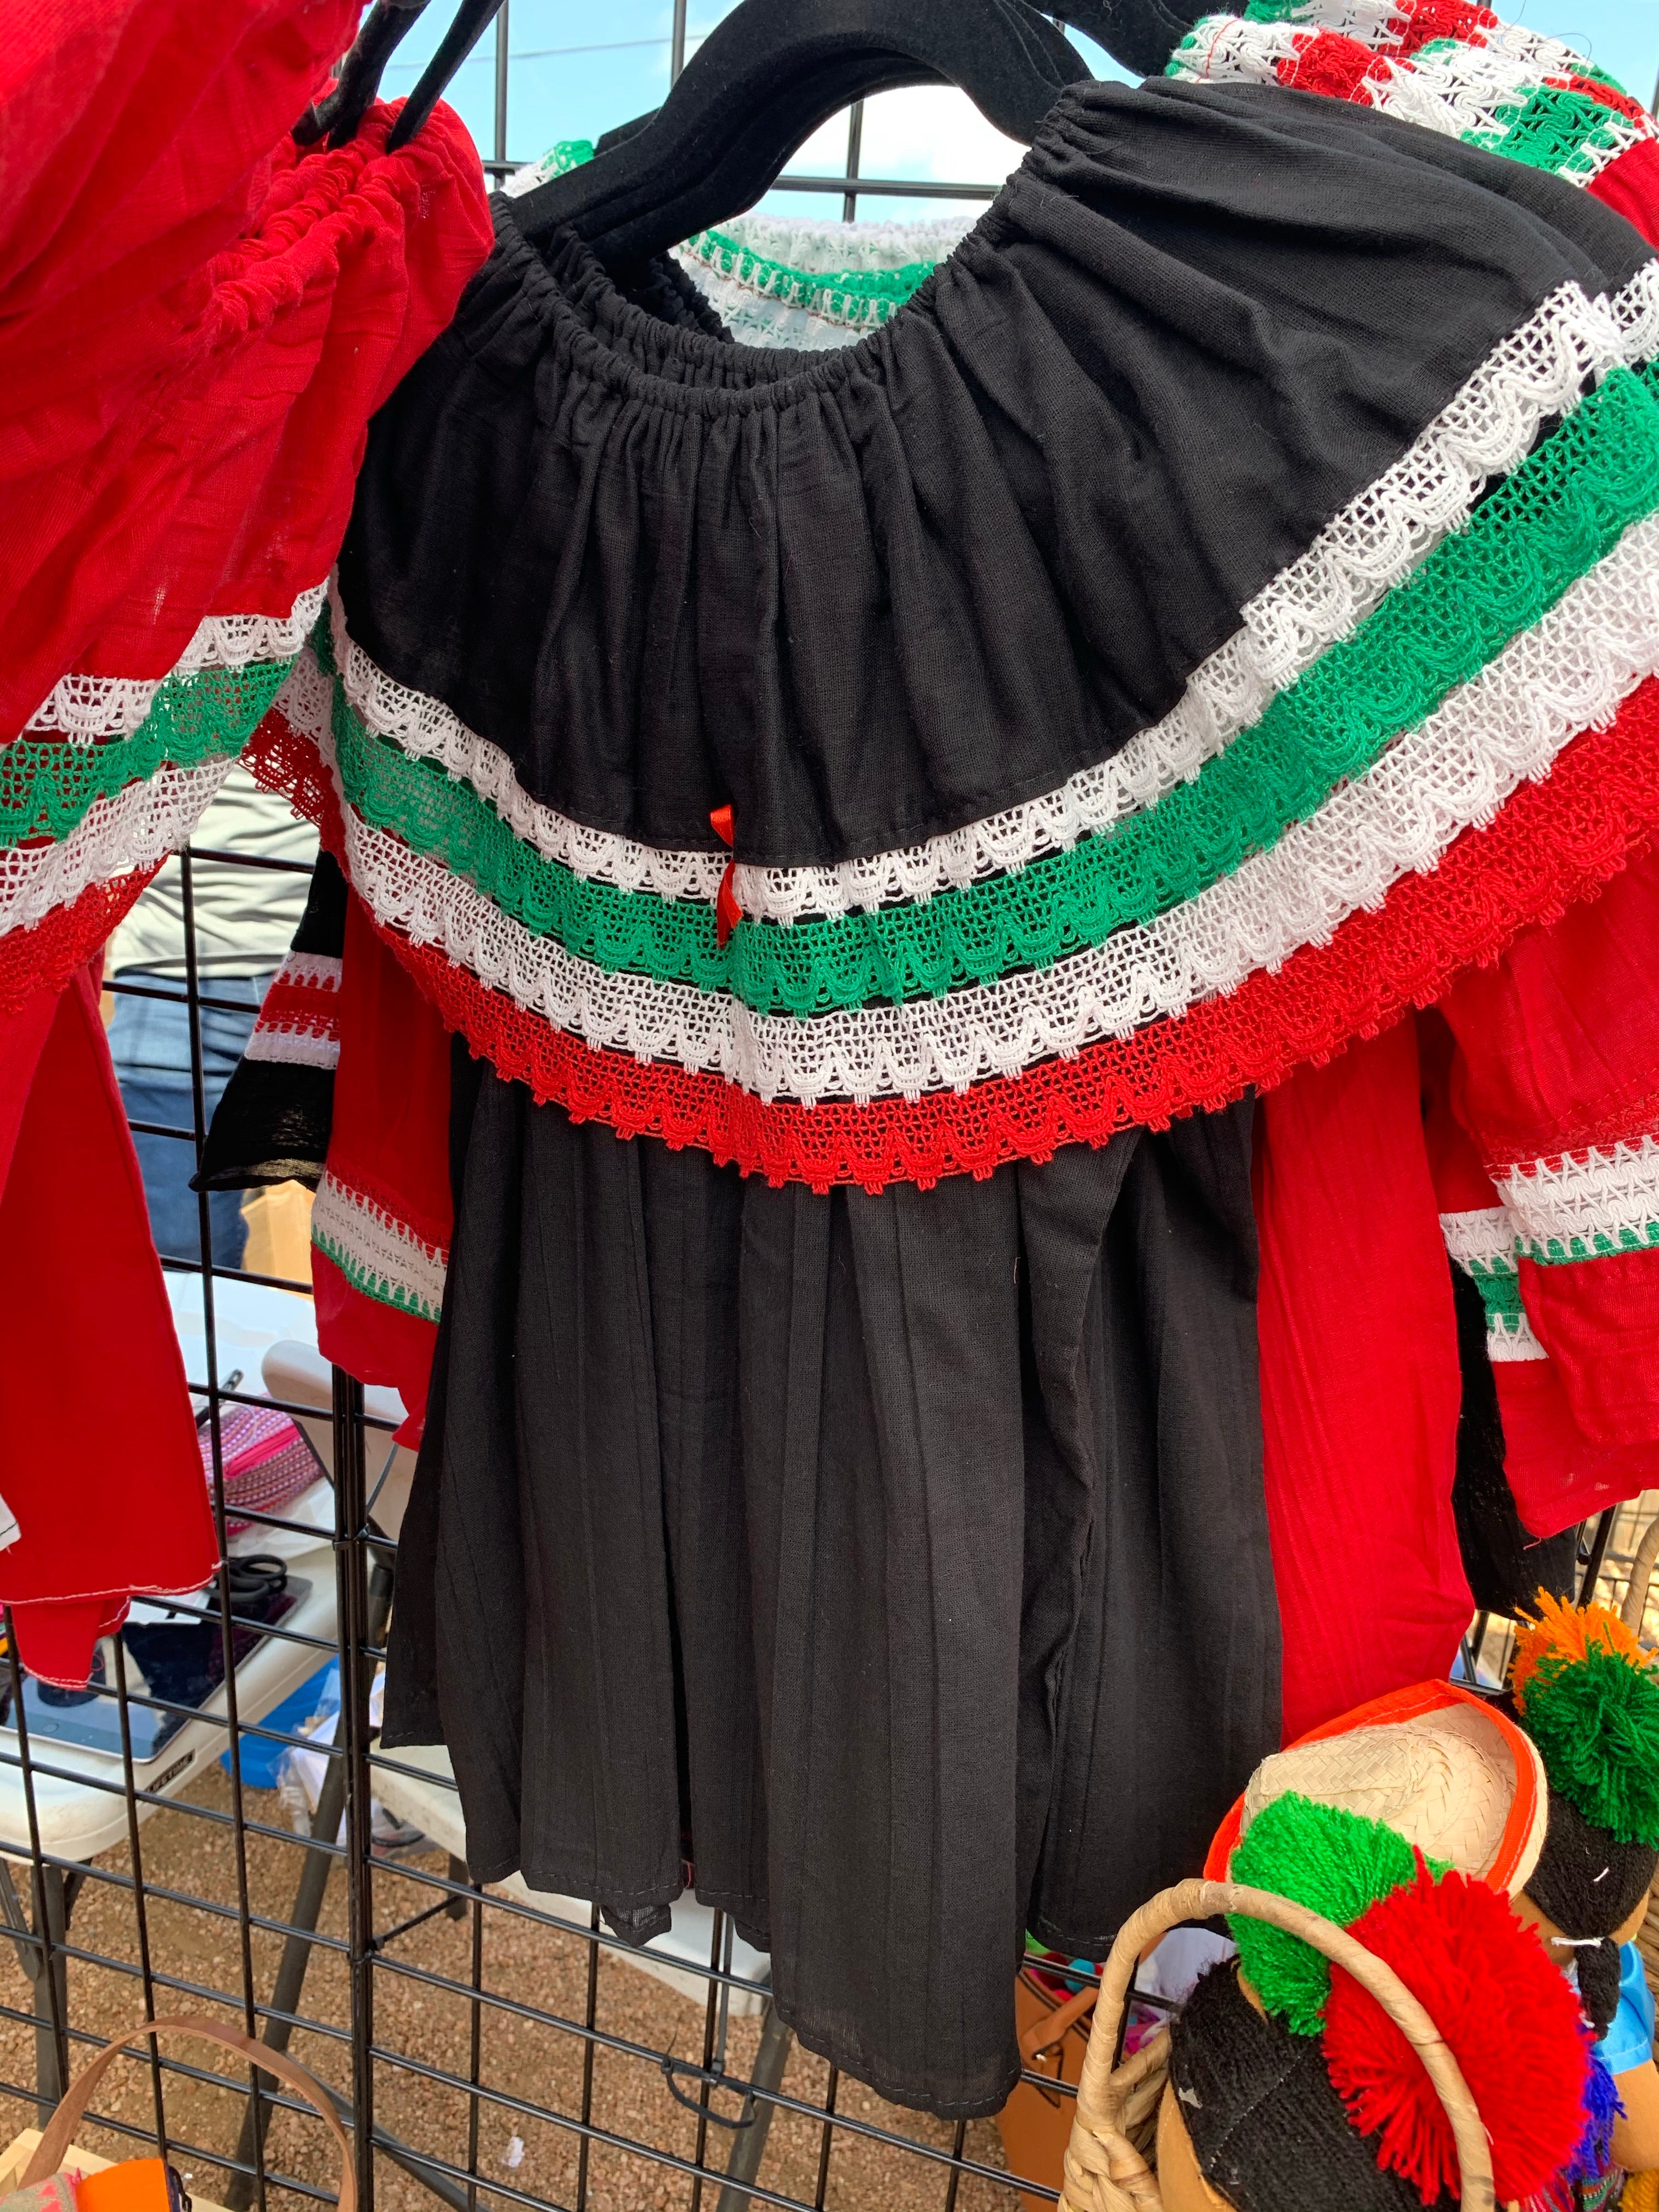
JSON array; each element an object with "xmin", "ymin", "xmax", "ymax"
[
  {"xmin": 676, "ymin": 229, "xmax": 939, "ymax": 328},
  {"xmin": 1464, "ymin": 81, "xmax": 1645, "ymax": 180},
  {"xmin": 310, "ymin": 1225, "xmax": 444, "ymax": 1323},
  {"xmin": 1, "ymin": 659, "xmax": 295, "ymax": 849},
  {"xmin": 330, "ymin": 367, "xmax": 1659, "ymax": 1019}
]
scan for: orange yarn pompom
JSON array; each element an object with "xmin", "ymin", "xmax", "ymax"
[{"xmin": 1510, "ymin": 1588, "xmax": 1650, "ymax": 1711}]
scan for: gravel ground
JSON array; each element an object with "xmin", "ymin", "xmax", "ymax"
[{"xmin": 0, "ymin": 1770, "xmax": 1021, "ymax": 2212}]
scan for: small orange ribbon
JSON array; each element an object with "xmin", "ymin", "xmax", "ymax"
[{"xmin": 711, "ymin": 803, "xmax": 742, "ymax": 947}]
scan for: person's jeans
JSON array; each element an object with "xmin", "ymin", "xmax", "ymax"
[{"xmin": 108, "ymin": 969, "xmax": 274, "ymax": 1268}]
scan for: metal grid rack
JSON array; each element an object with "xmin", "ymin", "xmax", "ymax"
[{"xmin": 8, "ymin": 16, "xmax": 1657, "ymax": 2212}]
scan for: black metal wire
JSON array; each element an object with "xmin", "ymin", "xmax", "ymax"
[{"xmin": 111, "ymin": 1636, "xmax": 170, "ymax": 2159}]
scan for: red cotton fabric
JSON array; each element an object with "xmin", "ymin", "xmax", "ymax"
[
  {"xmin": 0, "ymin": 0, "xmax": 491, "ymax": 1678},
  {"xmin": 314, "ymin": 896, "xmax": 453, "ymax": 1445},
  {"xmin": 0, "ymin": 967, "xmax": 219, "ymax": 1685},
  {"xmin": 0, "ymin": 0, "xmax": 494, "ymax": 733},
  {"xmin": 1253, "ymin": 1021, "xmax": 1472, "ymax": 1743},
  {"xmin": 1429, "ymin": 842, "xmax": 1659, "ymax": 1530}
]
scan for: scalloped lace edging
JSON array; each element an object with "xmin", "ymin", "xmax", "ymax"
[
  {"xmin": 0, "ymin": 759, "xmax": 235, "ymax": 938},
  {"xmin": 329, "ymin": 685, "xmax": 1659, "ymax": 1189},
  {"xmin": 21, "ymin": 584, "xmax": 327, "ymax": 743},
  {"xmin": 323, "ymin": 510, "xmax": 1659, "ymax": 1103},
  {"xmin": 0, "ymin": 872, "xmax": 162, "ymax": 1019}
]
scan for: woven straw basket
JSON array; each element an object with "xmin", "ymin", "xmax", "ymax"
[{"xmin": 1054, "ymin": 1877, "xmax": 1498, "ymax": 2212}]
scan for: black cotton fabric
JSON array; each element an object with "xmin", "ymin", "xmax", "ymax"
[
  {"xmin": 336, "ymin": 75, "xmax": 1646, "ymax": 871},
  {"xmin": 1170, "ymin": 1961, "xmax": 1457, "ymax": 2212},
  {"xmin": 384, "ymin": 1084, "xmax": 1277, "ymax": 2117}
]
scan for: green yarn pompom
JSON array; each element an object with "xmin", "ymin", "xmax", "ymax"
[
  {"xmin": 1522, "ymin": 1640, "xmax": 1659, "ymax": 1846},
  {"xmin": 1227, "ymin": 1793, "xmax": 1426, "ymax": 2036}
]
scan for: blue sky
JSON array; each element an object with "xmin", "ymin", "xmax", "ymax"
[{"xmin": 379, "ymin": 0, "xmax": 1659, "ymax": 226}]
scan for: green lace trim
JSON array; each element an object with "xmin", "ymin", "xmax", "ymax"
[
  {"xmin": 510, "ymin": 138, "xmax": 596, "ymax": 189},
  {"xmin": 1468, "ymin": 1259, "xmax": 1527, "ymax": 1337},
  {"xmin": 1410, "ymin": 33, "xmax": 1623, "ymax": 94},
  {"xmin": 518, "ymin": 138, "xmax": 940, "ymax": 329},
  {"xmin": 327, "ymin": 667, "xmax": 727, "ymax": 986},
  {"xmin": 1465, "ymin": 80, "xmax": 1645, "ymax": 180},
  {"xmin": 331, "ymin": 365, "xmax": 1659, "ymax": 1017},
  {"xmin": 1524, "ymin": 1221, "xmax": 1659, "ymax": 1263},
  {"xmin": 1, "ymin": 659, "xmax": 295, "ymax": 849},
  {"xmin": 311, "ymin": 1225, "xmax": 444, "ymax": 1323},
  {"xmin": 675, "ymin": 230, "xmax": 940, "ymax": 328}
]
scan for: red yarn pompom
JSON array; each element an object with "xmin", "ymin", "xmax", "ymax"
[{"xmin": 1321, "ymin": 1861, "xmax": 1590, "ymax": 2205}]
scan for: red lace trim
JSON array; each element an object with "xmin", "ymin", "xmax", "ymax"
[
  {"xmin": 1280, "ymin": 31, "xmax": 1386, "ymax": 102},
  {"xmin": 248, "ymin": 683, "xmax": 1659, "ymax": 1193},
  {"xmin": 1381, "ymin": 0, "xmax": 1500, "ymax": 58},
  {"xmin": 256, "ymin": 975, "xmax": 340, "ymax": 1040},
  {"xmin": 0, "ymin": 867, "xmax": 161, "ymax": 1019}
]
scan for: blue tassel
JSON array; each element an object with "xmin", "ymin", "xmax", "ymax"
[{"xmin": 1567, "ymin": 2051, "xmax": 1624, "ymax": 2184}]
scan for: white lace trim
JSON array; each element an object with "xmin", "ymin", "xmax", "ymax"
[
  {"xmin": 334, "ymin": 510, "xmax": 1659, "ymax": 1103},
  {"xmin": 245, "ymin": 1028, "xmax": 341, "ymax": 1070},
  {"xmin": 1498, "ymin": 1133, "xmax": 1659, "ymax": 1258},
  {"xmin": 672, "ymin": 267, "xmax": 871, "ymax": 353},
  {"xmin": 311, "ymin": 1171, "xmax": 447, "ymax": 1320},
  {"xmin": 21, "ymin": 584, "xmax": 328, "ymax": 744},
  {"xmin": 326, "ymin": 601, "xmax": 728, "ymax": 904},
  {"xmin": 331, "ymin": 274, "xmax": 1646, "ymax": 928},
  {"xmin": 1440, "ymin": 1206, "xmax": 1516, "ymax": 1269},
  {"xmin": 1172, "ymin": 16, "xmax": 1652, "ymax": 182},
  {"xmin": 1379, "ymin": 37, "xmax": 1649, "ymax": 177},
  {"xmin": 272, "ymin": 951, "xmax": 342, "ymax": 994},
  {"xmin": 682, "ymin": 212, "xmax": 973, "ymax": 278},
  {"xmin": 245, "ymin": 950, "xmax": 341, "ymax": 1066},
  {"xmin": 1488, "ymin": 1310, "xmax": 1549, "ymax": 1360},
  {"xmin": 267, "ymin": 648, "xmax": 335, "ymax": 752},
  {"xmin": 0, "ymin": 760, "xmax": 235, "ymax": 939}
]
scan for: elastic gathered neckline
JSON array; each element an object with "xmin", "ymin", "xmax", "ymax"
[{"xmin": 482, "ymin": 101, "xmax": 1048, "ymax": 419}]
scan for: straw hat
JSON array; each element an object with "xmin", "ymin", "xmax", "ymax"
[{"xmin": 1205, "ymin": 1681, "xmax": 1547, "ymax": 1897}]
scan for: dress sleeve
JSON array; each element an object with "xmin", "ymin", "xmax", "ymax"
[{"xmin": 1427, "ymin": 848, "xmax": 1659, "ymax": 1535}]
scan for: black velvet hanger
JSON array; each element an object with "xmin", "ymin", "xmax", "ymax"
[
  {"xmin": 1035, "ymin": 0, "xmax": 1207, "ymax": 77},
  {"xmin": 294, "ymin": 0, "xmax": 507, "ymax": 153},
  {"xmin": 510, "ymin": 0, "xmax": 1090, "ymax": 264}
]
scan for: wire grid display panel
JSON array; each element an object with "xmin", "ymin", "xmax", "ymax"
[{"xmin": 0, "ymin": 32, "xmax": 1106, "ymax": 2212}]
